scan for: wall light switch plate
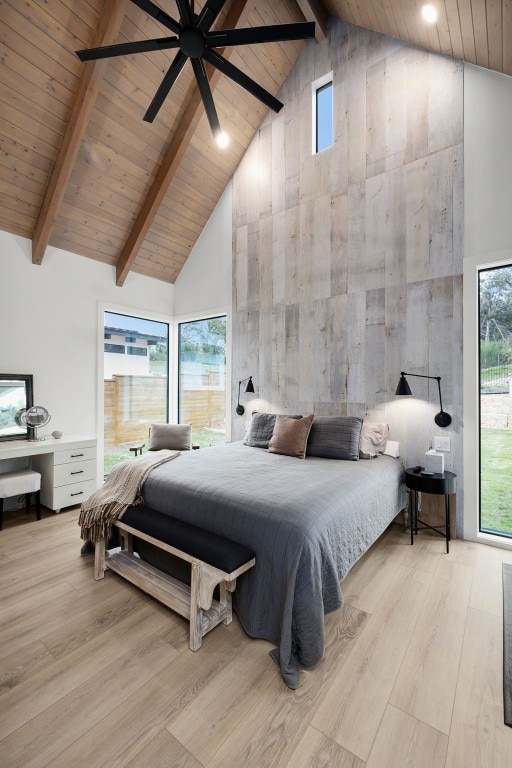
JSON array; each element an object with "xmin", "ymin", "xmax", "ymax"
[{"xmin": 434, "ymin": 436, "xmax": 451, "ymax": 452}]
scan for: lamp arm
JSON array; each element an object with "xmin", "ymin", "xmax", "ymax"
[{"xmin": 400, "ymin": 371, "xmax": 445, "ymax": 413}]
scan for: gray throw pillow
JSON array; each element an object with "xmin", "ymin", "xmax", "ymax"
[
  {"xmin": 243, "ymin": 412, "xmax": 302, "ymax": 449},
  {"xmin": 148, "ymin": 423, "xmax": 192, "ymax": 451},
  {"xmin": 306, "ymin": 416, "xmax": 363, "ymax": 460}
]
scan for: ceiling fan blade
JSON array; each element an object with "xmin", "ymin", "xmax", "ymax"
[
  {"xmin": 175, "ymin": 0, "xmax": 194, "ymax": 26},
  {"xmin": 143, "ymin": 50, "xmax": 188, "ymax": 122},
  {"xmin": 203, "ymin": 49, "xmax": 283, "ymax": 113},
  {"xmin": 207, "ymin": 21, "xmax": 316, "ymax": 48},
  {"xmin": 130, "ymin": 0, "xmax": 181, "ymax": 35},
  {"xmin": 197, "ymin": 0, "xmax": 227, "ymax": 33},
  {"xmin": 192, "ymin": 57, "xmax": 221, "ymax": 135},
  {"xmin": 76, "ymin": 36, "xmax": 179, "ymax": 62}
]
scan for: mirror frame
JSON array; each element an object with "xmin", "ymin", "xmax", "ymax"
[{"xmin": 0, "ymin": 374, "xmax": 34, "ymax": 442}]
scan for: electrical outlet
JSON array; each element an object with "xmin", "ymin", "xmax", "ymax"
[{"xmin": 434, "ymin": 436, "xmax": 451, "ymax": 452}]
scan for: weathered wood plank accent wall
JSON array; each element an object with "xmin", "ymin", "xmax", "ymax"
[{"xmin": 231, "ymin": 21, "xmax": 464, "ymax": 530}]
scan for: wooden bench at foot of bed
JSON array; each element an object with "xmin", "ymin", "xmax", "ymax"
[{"xmin": 93, "ymin": 506, "xmax": 256, "ymax": 652}]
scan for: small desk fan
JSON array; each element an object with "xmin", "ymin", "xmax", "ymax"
[{"xmin": 15, "ymin": 406, "xmax": 51, "ymax": 441}]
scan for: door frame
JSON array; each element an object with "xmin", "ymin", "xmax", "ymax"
[{"xmin": 463, "ymin": 249, "xmax": 512, "ymax": 549}]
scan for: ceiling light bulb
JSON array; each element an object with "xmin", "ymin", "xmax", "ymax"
[
  {"xmin": 216, "ymin": 131, "xmax": 229, "ymax": 149},
  {"xmin": 422, "ymin": 4, "xmax": 438, "ymax": 23}
]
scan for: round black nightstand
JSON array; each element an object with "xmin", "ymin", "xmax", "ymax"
[{"xmin": 405, "ymin": 468, "xmax": 457, "ymax": 554}]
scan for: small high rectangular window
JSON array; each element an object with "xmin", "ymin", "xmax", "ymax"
[
  {"xmin": 312, "ymin": 74, "xmax": 333, "ymax": 154},
  {"xmin": 104, "ymin": 343, "xmax": 125, "ymax": 354},
  {"xmin": 127, "ymin": 346, "xmax": 147, "ymax": 356}
]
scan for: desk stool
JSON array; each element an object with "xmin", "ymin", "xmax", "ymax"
[{"xmin": 0, "ymin": 470, "xmax": 42, "ymax": 530}]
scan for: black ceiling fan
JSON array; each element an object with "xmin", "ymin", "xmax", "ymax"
[{"xmin": 76, "ymin": 0, "xmax": 315, "ymax": 141}]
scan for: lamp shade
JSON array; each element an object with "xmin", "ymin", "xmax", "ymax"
[
  {"xmin": 395, "ymin": 374, "xmax": 412, "ymax": 396},
  {"xmin": 244, "ymin": 376, "xmax": 255, "ymax": 394}
]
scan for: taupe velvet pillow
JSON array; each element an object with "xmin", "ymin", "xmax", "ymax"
[
  {"xmin": 148, "ymin": 423, "xmax": 192, "ymax": 451},
  {"xmin": 359, "ymin": 421, "xmax": 389, "ymax": 459},
  {"xmin": 268, "ymin": 414, "xmax": 314, "ymax": 459},
  {"xmin": 244, "ymin": 412, "xmax": 302, "ymax": 449}
]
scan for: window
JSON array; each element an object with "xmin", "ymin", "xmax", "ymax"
[
  {"xmin": 312, "ymin": 74, "xmax": 333, "ymax": 153},
  {"xmin": 127, "ymin": 346, "xmax": 147, "ymax": 356},
  {"xmin": 478, "ymin": 264, "xmax": 512, "ymax": 539},
  {"xmin": 463, "ymin": 253, "xmax": 512, "ymax": 550},
  {"xmin": 103, "ymin": 311, "xmax": 169, "ymax": 477},
  {"xmin": 178, "ymin": 315, "xmax": 227, "ymax": 447},
  {"xmin": 104, "ymin": 343, "xmax": 124, "ymax": 354}
]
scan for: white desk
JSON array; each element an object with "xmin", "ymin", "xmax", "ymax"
[{"xmin": 0, "ymin": 435, "xmax": 97, "ymax": 511}]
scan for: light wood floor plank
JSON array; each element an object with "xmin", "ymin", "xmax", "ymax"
[
  {"xmin": 283, "ymin": 726, "xmax": 364, "ymax": 767},
  {"xmin": 390, "ymin": 558, "xmax": 473, "ymax": 734},
  {"xmin": 366, "ymin": 704, "xmax": 448, "ymax": 768},
  {"xmin": 0, "ymin": 640, "xmax": 54, "ymax": 696},
  {"xmin": 203, "ymin": 604, "xmax": 369, "ymax": 768},
  {"xmin": 0, "ymin": 604, "xmax": 175, "ymax": 743},
  {"xmin": 1, "ymin": 511, "xmax": 512, "ymax": 767},
  {"xmin": 341, "ymin": 525, "xmax": 408, "ymax": 613},
  {"xmin": 0, "ymin": 615, "xmax": 181, "ymax": 768},
  {"xmin": 122, "ymin": 728, "xmax": 203, "ymax": 768},
  {"xmin": 46, "ymin": 620, "xmax": 254, "ymax": 768},
  {"xmin": 445, "ymin": 607, "xmax": 512, "ymax": 768},
  {"xmin": 311, "ymin": 565, "xmax": 432, "ymax": 762},
  {"xmin": 469, "ymin": 542, "xmax": 512, "ymax": 618}
]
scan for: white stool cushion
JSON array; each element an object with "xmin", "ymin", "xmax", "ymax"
[{"xmin": 0, "ymin": 470, "xmax": 41, "ymax": 498}]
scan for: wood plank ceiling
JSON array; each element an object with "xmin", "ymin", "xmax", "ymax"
[{"xmin": 1, "ymin": 0, "xmax": 511, "ymax": 285}]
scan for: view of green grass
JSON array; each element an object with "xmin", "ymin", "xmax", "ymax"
[
  {"xmin": 104, "ymin": 428, "xmax": 225, "ymax": 477},
  {"xmin": 480, "ymin": 427, "xmax": 512, "ymax": 535}
]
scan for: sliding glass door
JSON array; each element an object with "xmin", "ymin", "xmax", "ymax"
[
  {"xmin": 103, "ymin": 311, "xmax": 169, "ymax": 477},
  {"xmin": 479, "ymin": 265, "xmax": 512, "ymax": 538},
  {"xmin": 178, "ymin": 316, "xmax": 227, "ymax": 447}
]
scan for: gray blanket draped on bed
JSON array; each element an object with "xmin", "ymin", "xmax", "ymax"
[{"xmin": 141, "ymin": 441, "xmax": 406, "ymax": 688}]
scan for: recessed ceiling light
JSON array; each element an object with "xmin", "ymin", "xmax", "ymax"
[
  {"xmin": 215, "ymin": 131, "xmax": 229, "ymax": 149},
  {"xmin": 422, "ymin": 4, "xmax": 438, "ymax": 23}
]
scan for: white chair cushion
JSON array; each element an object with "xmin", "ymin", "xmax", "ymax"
[{"xmin": 0, "ymin": 470, "xmax": 41, "ymax": 498}]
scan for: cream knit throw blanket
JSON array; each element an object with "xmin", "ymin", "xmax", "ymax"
[{"xmin": 79, "ymin": 450, "xmax": 180, "ymax": 543}]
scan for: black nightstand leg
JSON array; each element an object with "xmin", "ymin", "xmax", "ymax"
[
  {"xmin": 410, "ymin": 490, "xmax": 414, "ymax": 545},
  {"xmin": 445, "ymin": 493, "xmax": 450, "ymax": 554}
]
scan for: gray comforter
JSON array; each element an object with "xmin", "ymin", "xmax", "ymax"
[{"xmin": 142, "ymin": 441, "xmax": 406, "ymax": 688}]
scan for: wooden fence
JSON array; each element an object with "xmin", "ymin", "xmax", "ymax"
[{"xmin": 104, "ymin": 375, "xmax": 225, "ymax": 448}]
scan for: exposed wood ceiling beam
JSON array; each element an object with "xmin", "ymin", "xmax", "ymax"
[
  {"xmin": 295, "ymin": 0, "xmax": 327, "ymax": 41},
  {"xmin": 116, "ymin": 0, "xmax": 253, "ymax": 286},
  {"xmin": 31, "ymin": 0, "xmax": 128, "ymax": 266}
]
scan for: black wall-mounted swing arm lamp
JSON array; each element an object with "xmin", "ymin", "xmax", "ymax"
[
  {"xmin": 395, "ymin": 372, "xmax": 452, "ymax": 428},
  {"xmin": 235, "ymin": 376, "xmax": 255, "ymax": 416}
]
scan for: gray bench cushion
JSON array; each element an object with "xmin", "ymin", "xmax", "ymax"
[{"xmin": 122, "ymin": 505, "xmax": 254, "ymax": 574}]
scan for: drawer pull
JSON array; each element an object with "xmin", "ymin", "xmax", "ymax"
[
  {"xmin": 71, "ymin": 453, "xmax": 85, "ymax": 458},
  {"xmin": 70, "ymin": 491, "xmax": 84, "ymax": 497},
  {"xmin": 70, "ymin": 470, "xmax": 84, "ymax": 475}
]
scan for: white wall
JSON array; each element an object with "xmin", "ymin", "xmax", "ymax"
[
  {"xmin": 463, "ymin": 63, "xmax": 512, "ymax": 547},
  {"xmin": 173, "ymin": 182, "xmax": 232, "ymax": 317},
  {"xmin": 0, "ymin": 232, "xmax": 173, "ymax": 440},
  {"xmin": 464, "ymin": 64, "xmax": 512, "ymax": 258}
]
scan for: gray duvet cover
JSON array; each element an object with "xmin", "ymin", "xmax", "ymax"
[{"xmin": 141, "ymin": 441, "xmax": 406, "ymax": 688}]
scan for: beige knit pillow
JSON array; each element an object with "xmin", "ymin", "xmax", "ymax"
[
  {"xmin": 268, "ymin": 414, "xmax": 314, "ymax": 459},
  {"xmin": 148, "ymin": 423, "xmax": 192, "ymax": 451}
]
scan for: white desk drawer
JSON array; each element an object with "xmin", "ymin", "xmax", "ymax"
[
  {"xmin": 54, "ymin": 459, "xmax": 96, "ymax": 487},
  {"xmin": 54, "ymin": 446, "xmax": 96, "ymax": 465},
  {"xmin": 52, "ymin": 479, "xmax": 97, "ymax": 509}
]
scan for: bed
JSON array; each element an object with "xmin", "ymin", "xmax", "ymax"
[{"xmin": 130, "ymin": 437, "xmax": 406, "ymax": 688}]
